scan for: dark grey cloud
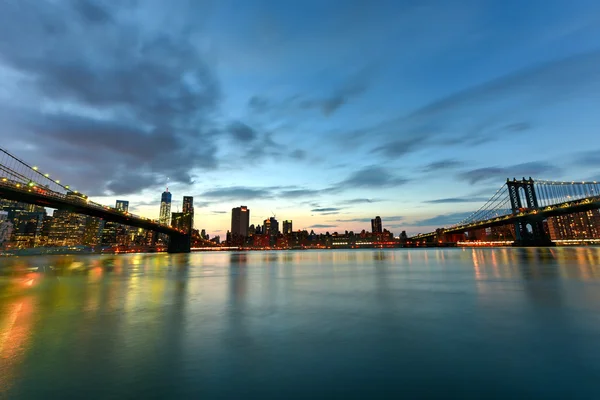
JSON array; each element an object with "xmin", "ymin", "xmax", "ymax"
[
  {"xmin": 0, "ymin": 1, "xmax": 221, "ymax": 195},
  {"xmin": 422, "ymin": 159, "xmax": 464, "ymax": 173},
  {"xmin": 299, "ymin": 79, "xmax": 367, "ymax": 116},
  {"xmin": 311, "ymin": 207, "xmax": 342, "ymax": 213},
  {"xmin": 211, "ymin": 211, "xmax": 227, "ymax": 214},
  {"xmin": 279, "ymin": 189, "xmax": 322, "ymax": 198},
  {"xmin": 372, "ymin": 135, "xmax": 428, "ymax": 159},
  {"xmin": 407, "ymin": 212, "xmax": 475, "ymax": 227},
  {"xmin": 341, "ymin": 198, "xmax": 384, "ymax": 205},
  {"xmin": 289, "ymin": 149, "xmax": 307, "ymax": 160},
  {"xmin": 335, "ymin": 166, "xmax": 409, "ymax": 190},
  {"xmin": 423, "ymin": 196, "xmax": 491, "ymax": 204},
  {"xmin": 335, "ymin": 217, "xmax": 373, "ymax": 223},
  {"xmin": 308, "ymin": 224, "xmax": 337, "ymax": 229},
  {"xmin": 201, "ymin": 186, "xmax": 273, "ymax": 201},
  {"xmin": 228, "ymin": 121, "xmax": 258, "ymax": 142},
  {"xmin": 459, "ymin": 162, "xmax": 562, "ymax": 185},
  {"xmin": 73, "ymin": 0, "xmax": 113, "ymax": 25}
]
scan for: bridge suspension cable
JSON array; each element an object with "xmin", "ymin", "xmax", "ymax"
[
  {"xmin": 453, "ymin": 183, "xmax": 512, "ymax": 227},
  {"xmin": 535, "ymin": 180, "xmax": 600, "ymax": 207}
]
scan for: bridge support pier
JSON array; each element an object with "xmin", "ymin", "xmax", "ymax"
[
  {"xmin": 512, "ymin": 216, "xmax": 554, "ymax": 247},
  {"xmin": 167, "ymin": 234, "xmax": 191, "ymax": 253}
]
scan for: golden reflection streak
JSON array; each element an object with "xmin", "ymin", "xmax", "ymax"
[
  {"xmin": 0, "ymin": 296, "xmax": 34, "ymax": 393},
  {"xmin": 471, "ymin": 249, "xmax": 482, "ymax": 280}
]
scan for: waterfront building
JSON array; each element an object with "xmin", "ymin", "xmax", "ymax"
[
  {"xmin": 283, "ymin": 220, "xmax": 293, "ymax": 235},
  {"xmin": 547, "ymin": 210, "xmax": 600, "ymax": 240},
  {"xmin": 231, "ymin": 206, "xmax": 250, "ymax": 237},
  {"xmin": 49, "ymin": 209, "xmax": 103, "ymax": 247},
  {"xmin": 371, "ymin": 216, "xmax": 382, "ymax": 234}
]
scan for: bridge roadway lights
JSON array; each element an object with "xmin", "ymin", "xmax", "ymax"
[{"xmin": 167, "ymin": 234, "xmax": 191, "ymax": 253}]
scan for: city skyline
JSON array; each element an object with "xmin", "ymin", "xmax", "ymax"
[{"xmin": 1, "ymin": 1, "xmax": 600, "ymax": 237}]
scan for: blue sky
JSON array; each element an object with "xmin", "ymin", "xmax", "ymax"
[{"xmin": 1, "ymin": 0, "xmax": 600, "ymax": 236}]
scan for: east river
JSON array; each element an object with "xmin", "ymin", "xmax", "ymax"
[{"xmin": 1, "ymin": 248, "xmax": 600, "ymax": 399}]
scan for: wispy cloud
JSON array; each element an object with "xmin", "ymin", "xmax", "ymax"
[
  {"xmin": 458, "ymin": 162, "xmax": 561, "ymax": 184},
  {"xmin": 406, "ymin": 212, "xmax": 475, "ymax": 227},
  {"xmin": 423, "ymin": 196, "xmax": 491, "ymax": 204},
  {"xmin": 334, "ymin": 166, "xmax": 409, "ymax": 190}
]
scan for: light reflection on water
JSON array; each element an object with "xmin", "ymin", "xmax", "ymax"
[{"xmin": 1, "ymin": 248, "xmax": 600, "ymax": 399}]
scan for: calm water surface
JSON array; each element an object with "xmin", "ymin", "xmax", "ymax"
[{"xmin": 1, "ymin": 248, "xmax": 600, "ymax": 399}]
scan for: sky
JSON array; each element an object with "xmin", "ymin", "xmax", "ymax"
[{"xmin": 1, "ymin": 0, "xmax": 600, "ymax": 237}]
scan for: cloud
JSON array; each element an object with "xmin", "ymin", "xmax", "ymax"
[
  {"xmin": 422, "ymin": 159, "xmax": 464, "ymax": 173},
  {"xmin": 423, "ymin": 196, "xmax": 491, "ymax": 204},
  {"xmin": 201, "ymin": 186, "xmax": 273, "ymax": 201},
  {"xmin": 340, "ymin": 51, "xmax": 600, "ymax": 159},
  {"xmin": 289, "ymin": 149, "xmax": 307, "ymax": 160},
  {"xmin": 334, "ymin": 166, "xmax": 409, "ymax": 190},
  {"xmin": 247, "ymin": 66, "xmax": 372, "ymax": 117},
  {"xmin": 341, "ymin": 198, "xmax": 385, "ymax": 205},
  {"xmin": 371, "ymin": 135, "xmax": 429, "ymax": 158},
  {"xmin": 406, "ymin": 212, "xmax": 476, "ymax": 227},
  {"xmin": 211, "ymin": 211, "xmax": 227, "ymax": 214},
  {"xmin": 228, "ymin": 121, "xmax": 258, "ymax": 142},
  {"xmin": 308, "ymin": 224, "xmax": 337, "ymax": 229},
  {"xmin": 335, "ymin": 215, "xmax": 402, "ymax": 223},
  {"xmin": 335, "ymin": 217, "xmax": 373, "ymax": 223},
  {"xmin": 504, "ymin": 122, "xmax": 532, "ymax": 132},
  {"xmin": 311, "ymin": 207, "xmax": 342, "ymax": 212},
  {"xmin": 458, "ymin": 162, "xmax": 562, "ymax": 184},
  {"xmin": 0, "ymin": 1, "xmax": 221, "ymax": 195},
  {"xmin": 279, "ymin": 189, "xmax": 322, "ymax": 198}
]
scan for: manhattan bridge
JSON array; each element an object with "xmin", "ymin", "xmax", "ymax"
[{"xmin": 412, "ymin": 178, "xmax": 600, "ymax": 245}]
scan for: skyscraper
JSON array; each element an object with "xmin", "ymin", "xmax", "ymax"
[
  {"xmin": 182, "ymin": 196, "xmax": 194, "ymax": 233},
  {"xmin": 182, "ymin": 196, "xmax": 193, "ymax": 214},
  {"xmin": 116, "ymin": 200, "xmax": 129, "ymax": 212},
  {"xmin": 159, "ymin": 190, "xmax": 172, "ymax": 226},
  {"xmin": 283, "ymin": 220, "xmax": 293, "ymax": 235},
  {"xmin": 231, "ymin": 206, "xmax": 250, "ymax": 237},
  {"xmin": 264, "ymin": 217, "xmax": 279, "ymax": 237},
  {"xmin": 371, "ymin": 216, "xmax": 382, "ymax": 234}
]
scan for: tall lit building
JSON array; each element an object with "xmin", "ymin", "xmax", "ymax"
[
  {"xmin": 116, "ymin": 200, "xmax": 129, "ymax": 212},
  {"xmin": 182, "ymin": 196, "xmax": 193, "ymax": 214},
  {"xmin": 371, "ymin": 216, "xmax": 382, "ymax": 234},
  {"xmin": 283, "ymin": 220, "xmax": 293, "ymax": 235},
  {"xmin": 264, "ymin": 217, "xmax": 279, "ymax": 237},
  {"xmin": 181, "ymin": 196, "xmax": 194, "ymax": 233},
  {"xmin": 231, "ymin": 206, "xmax": 250, "ymax": 237},
  {"xmin": 159, "ymin": 190, "xmax": 172, "ymax": 226}
]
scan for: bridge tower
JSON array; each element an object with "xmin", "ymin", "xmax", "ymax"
[{"xmin": 506, "ymin": 178, "xmax": 552, "ymax": 246}]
